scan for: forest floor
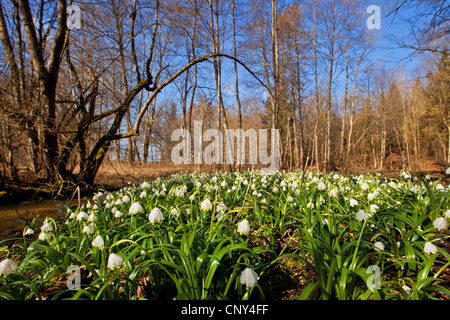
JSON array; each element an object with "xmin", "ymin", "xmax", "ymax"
[{"xmin": 0, "ymin": 159, "xmax": 449, "ymax": 240}]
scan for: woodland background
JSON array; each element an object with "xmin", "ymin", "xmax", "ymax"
[{"xmin": 0, "ymin": 0, "xmax": 448, "ymax": 191}]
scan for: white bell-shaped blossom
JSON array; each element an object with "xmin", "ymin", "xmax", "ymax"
[
  {"xmin": 355, "ymin": 210, "xmax": 368, "ymax": 222},
  {"xmin": 200, "ymin": 199, "xmax": 212, "ymax": 211},
  {"xmin": 107, "ymin": 253, "xmax": 123, "ymax": 269},
  {"xmin": 77, "ymin": 211, "xmax": 89, "ymax": 221},
  {"xmin": 374, "ymin": 241, "xmax": 385, "ymax": 252},
  {"xmin": 433, "ymin": 217, "xmax": 447, "ymax": 230},
  {"xmin": 240, "ymin": 267, "xmax": 258, "ymax": 288},
  {"xmin": 149, "ymin": 208, "xmax": 164, "ymax": 224},
  {"xmin": 92, "ymin": 235, "xmax": 104, "ymax": 250},
  {"xmin": 83, "ymin": 223, "xmax": 94, "ymax": 234},
  {"xmin": 0, "ymin": 259, "xmax": 18, "ymax": 276},
  {"xmin": 129, "ymin": 202, "xmax": 144, "ymax": 215},
  {"xmin": 424, "ymin": 242, "xmax": 438, "ymax": 254},
  {"xmin": 237, "ymin": 219, "xmax": 250, "ymax": 235}
]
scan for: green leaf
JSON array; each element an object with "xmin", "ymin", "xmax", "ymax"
[{"xmin": 298, "ymin": 282, "xmax": 318, "ymax": 300}]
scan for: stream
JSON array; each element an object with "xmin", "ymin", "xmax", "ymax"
[{"xmin": 0, "ymin": 199, "xmax": 84, "ymax": 234}]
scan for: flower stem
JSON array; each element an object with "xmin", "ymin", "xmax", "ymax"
[{"xmin": 351, "ymin": 219, "xmax": 367, "ymax": 271}]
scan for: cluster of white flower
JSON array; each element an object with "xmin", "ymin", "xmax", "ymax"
[{"xmin": 4, "ymin": 169, "xmax": 448, "ymax": 283}]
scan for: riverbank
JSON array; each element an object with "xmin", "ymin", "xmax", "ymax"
[
  {"xmin": 0, "ymin": 161, "xmax": 193, "ymax": 206},
  {"xmin": 0, "ymin": 162, "xmax": 198, "ymax": 237}
]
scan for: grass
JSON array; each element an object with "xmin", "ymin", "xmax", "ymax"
[{"xmin": 1, "ymin": 169, "xmax": 450, "ymax": 300}]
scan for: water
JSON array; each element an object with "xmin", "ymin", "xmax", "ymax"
[{"xmin": 0, "ymin": 199, "xmax": 82, "ymax": 233}]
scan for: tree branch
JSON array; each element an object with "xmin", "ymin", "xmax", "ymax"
[{"xmin": 133, "ymin": 53, "xmax": 272, "ymax": 135}]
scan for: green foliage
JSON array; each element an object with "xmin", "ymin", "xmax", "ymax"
[{"xmin": 0, "ymin": 170, "xmax": 449, "ymax": 300}]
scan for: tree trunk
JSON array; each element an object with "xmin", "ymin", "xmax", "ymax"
[
  {"xmin": 313, "ymin": 9, "xmax": 320, "ymax": 171},
  {"xmin": 232, "ymin": 0, "xmax": 243, "ymax": 170}
]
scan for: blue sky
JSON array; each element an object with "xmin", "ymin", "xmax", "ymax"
[
  {"xmin": 368, "ymin": 1, "xmax": 424, "ymax": 79},
  {"xmin": 136, "ymin": 1, "xmax": 427, "ymax": 124}
]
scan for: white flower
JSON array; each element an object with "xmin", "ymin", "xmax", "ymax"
[
  {"xmin": 107, "ymin": 253, "xmax": 123, "ymax": 269},
  {"xmin": 171, "ymin": 208, "xmax": 180, "ymax": 217},
  {"xmin": 115, "ymin": 199, "xmax": 123, "ymax": 206},
  {"xmin": 287, "ymin": 196, "xmax": 294, "ymax": 202},
  {"xmin": 355, "ymin": 210, "xmax": 368, "ymax": 222},
  {"xmin": 200, "ymin": 199, "xmax": 212, "ymax": 211},
  {"xmin": 367, "ymin": 192, "xmax": 378, "ymax": 201},
  {"xmin": 88, "ymin": 212, "xmax": 97, "ymax": 222},
  {"xmin": 374, "ymin": 241, "xmax": 384, "ymax": 252},
  {"xmin": 436, "ymin": 184, "xmax": 445, "ymax": 190},
  {"xmin": 402, "ymin": 285, "xmax": 411, "ymax": 293},
  {"xmin": 433, "ymin": 217, "xmax": 447, "ymax": 230},
  {"xmin": 114, "ymin": 210, "xmax": 123, "ymax": 218},
  {"xmin": 329, "ymin": 188, "xmax": 338, "ymax": 197},
  {"xmin": 272, "ymin": 187, "xmax": 278, "ymax": 193},
  {"xmin": 237, "ymin": 219, "xmax": 250, "ymax": 235},
  {"xmin": 139, "ymin": 191, "xmax": 147, "ymax": 198},
  {"xmin": 38, "ymin": 232, "xmax": 47, "ymax": 241},
  {"xmin": 361, "ymin": 182, "xmax": 370, "ymax": 190},
  {"xmin": 129, "ymin": 202, "xmax": 144, "ymax": 215},
  {"xmin": 77, "ymin": 211, "xmax": 89, "ymax": 221},
  {"xmin": 350, "ymin": 199, "xmax": 358, "ymax": 207},
  {"xmin": 93, "ymin": 191, "xmax": 105, "ymax": 202},
  {"xmin": 24, "ymin": 228, "xmax": 35, "ymax": 236},
  {"xmin": 446, "ymin": 167, "xmax": 450, "ymax": 175},
  {"xmin": 0, "ymin": 259, "xmax": 18, "ymax": 276},
  {"xmin": 83, "ymin": 223, "xmax": 94, "ymax": 234},
  {"xmin": 216, "ymin": 203, "xmax": 226, "ymax": 212},
  {"xmin": 148, "ymin": 208, "xmax": 164, "ymax": 224},
  {"xmin": 317, "ymin": 182, "xmax": 327, "ymax": 191},
  {"xmin": 41, "ymin": 221, "xmax": 53, "ymax": 232},
  {"xmin": 141, "ymin": 181, "xmax": 150, "ymax": 188},
  {"xmin": 122, "ymin": 195, "xmax": 131, "ymax": 203},
  {"xmin": 240, "ymin": 267, "xmax": 258, "ymax": 288},
  {"xmin": 424, "ymin": 242, "xmax": 438, "ymax": 254},
  {"xmin": 216, "ymin": 211, "xmax": 225, "ymax": 221},
  {"xmin": 370, "ymin": 204, "xmax": 379, "ymax": 213},
  {"xmin": 445, "ymin": 210, "xmax": 450, "ymax": 219},
  {"xmin": 92, "ymin": 235, "xmax": 104, "ymax": 250}
]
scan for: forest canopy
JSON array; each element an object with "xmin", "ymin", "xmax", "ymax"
[{"xmin": 0, "ymin": 0, "xmax": 448, "ymax": 190}]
